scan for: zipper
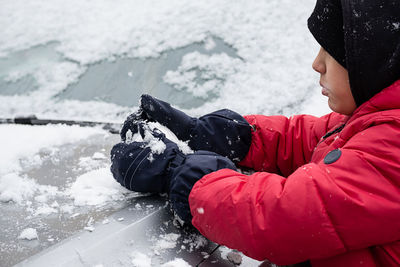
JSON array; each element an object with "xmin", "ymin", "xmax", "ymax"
[
  {"xmin": 314, "ymin": 123, "xmax": 346, "ymax": 151},
  {"xmin": 321, "ymin": 123, "xmax": 346, "ymax": 140}
]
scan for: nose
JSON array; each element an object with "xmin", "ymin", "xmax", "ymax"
[{"xmin": 312, "ymin": 48, "xmax": 326, "ymax": 74}]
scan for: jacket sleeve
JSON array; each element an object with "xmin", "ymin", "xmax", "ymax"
[
  {"xmin": 189, "ymin": 121, "xmax": 400, "ymax": 265},
  {"xmin": 239, "ymin": 112, "xmax": 345, "ymax": 176}
]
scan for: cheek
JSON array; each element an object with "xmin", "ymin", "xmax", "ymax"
[
  {"xmin": 330, "ymin": 89, "xmax": 356, "ymax": 114},
  {"xmin": 326, "ymin": 57, "xmax": 350, "ymax": 89}
]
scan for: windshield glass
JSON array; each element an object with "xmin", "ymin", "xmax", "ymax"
[{"xmin": 0, "ymin": 1, "xmax": 329, "ymax": 266}]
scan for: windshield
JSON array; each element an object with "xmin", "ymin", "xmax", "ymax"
[{"xmin": 0, "ymin": 1, "xmax": 328, "ymax": 266}]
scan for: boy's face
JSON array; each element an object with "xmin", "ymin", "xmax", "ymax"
[{"xmin": 312, "ymin": 47, "xmax": 357, "ymax": 115}]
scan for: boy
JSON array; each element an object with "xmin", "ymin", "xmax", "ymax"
[{"xmin": 110, "ymin": 0, "xmax": 400, "ymax": 265}]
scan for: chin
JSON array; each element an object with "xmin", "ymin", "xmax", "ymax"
[
  {"xmin": 328, "ymin": 103, "xmax": 345, "ymax": 115},
  {"xmin": 327, "ymin": 100, "xmax": 337, "ymax": 113}
]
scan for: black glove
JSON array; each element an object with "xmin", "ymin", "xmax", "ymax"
[
  {"xmin": 120, "ymin": 94, "xmax": 252, "ymax": 162},
  {"xmin": 111, "ymin": 126, "xmax": 236, "ymax": 222},
  {"xmin": 120, "ymin": 112, "xmax": 147, "ymax": 142}
]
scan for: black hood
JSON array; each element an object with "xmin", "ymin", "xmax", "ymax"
[{"xmin": 308, "ymin": 0, "xmax": 400, "ymax": 106}]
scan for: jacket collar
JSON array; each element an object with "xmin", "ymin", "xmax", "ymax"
[{"xmin": 347, "ymin": 79, "xmax": 400, "ymax": 124}]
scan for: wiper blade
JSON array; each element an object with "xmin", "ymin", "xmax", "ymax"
[{"xmin": 0, "ymin": 115, "xmax": 122, "ymax": 134}]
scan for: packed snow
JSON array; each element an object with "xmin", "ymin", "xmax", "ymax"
[
  {"xmin": 18, "ymin": 228, "xmax": 38, "ymax": 241},
  {"xmin": 125, "ymin": 121, "xmax": 193, "ymax": 162},
  {"xmin": 67, "ymin": 167, "xmax": 131, "ymax": 206}
]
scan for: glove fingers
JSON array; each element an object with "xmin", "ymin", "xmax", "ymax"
[
  {"xmin": 127, "ymin": 107, "xmax": 150, "ymax": 121},
  {"xmin": 120, "ymin": 111, "xmax": 150, "ymax": 141},
  {"xmin": 140, "ymin": 94, "xmax": 161, "ymax": 116},
  {"xmin": 120, "ymin": 121, "xmax": 135, "ymax": 141},
  {"xmin": 140, "ymin": 94, "xmax": 173, "ymax": 123},
  {"xmin": 140, "ymin": 94, "xmax": 194, "ymax": 141},
  {"xmin": 120, "ymin": 121, "xmax": 143, "ymax": 141}
]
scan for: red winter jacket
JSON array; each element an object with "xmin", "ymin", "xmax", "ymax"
[{"xmin": 189, "ymin": 80, "xmax": 400, "ymax": 267}]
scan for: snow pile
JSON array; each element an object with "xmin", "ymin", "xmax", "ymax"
[
  {"xmin": 18, "ymin": 228, "xmax": 38, "ymax": 241},
  {"xmin": 0, "ymin": 173, "xmax": 38, "ymax": 204},
  {"xmin": 131, "ymin": 251, "xmax": 152, "ymax": 267},
  {"xmin": 152, "ymin": 233, "xmax": 181, "ymax": 255},
  {"xmin": 131, "ymin": 233, "xmax": 203, "ymax": 266},
  {"xmin": 161, "ymin": 258, "xmax": 191, "ymax": 267},
  {"xmin": 0, "ymin": 169, "xmax": 59, "ymax": 207},
  {"xmin": 126, "ymin": 121, "xmax": 193, "ymax": 157},
  {"xmin": 0, "ymin": 124, "xmax": 105, "ymax": 177},
  {"xmin": 0, "ymin": 124, "xmax": 134, "ymax": 211},
  {"xmin": 67, "ymin": 168, "xmax": 133, "ymax": 206},
  {"xmin": 131, "ymin": 251, "xmax": 191, "ymax": 267}
]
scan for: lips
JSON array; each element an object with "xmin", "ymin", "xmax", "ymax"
[
  {"xmin": 321, "ymin": 87, "xmax": 329, "ymax": 96},
  {"xmin": 320, "ymin": 82, "xmax": 329, "ymax": 96}
]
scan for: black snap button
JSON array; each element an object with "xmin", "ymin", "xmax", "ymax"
[{"xmin": 324, "ymin": 149, "xmax": 342, "ymax": 164}]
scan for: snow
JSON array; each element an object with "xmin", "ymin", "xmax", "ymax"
[
  {"xmin": 92, "ymin": 152, "xmax": 107, "ymax": 160},
  {"xmin": 0, "ymin": 0, "xmax": 333, "ymax": 265},
  {"xmin": 182, "ymin": 234, "xmax": 208, "ymax": 252},
  {"xmin": 0, "ymin": 124, "xmax": 105, "ymax": 177},
  {"xmin": 204, "ymin": 37, "xmax": 217, "ymax": 51},
  {"xmin": 143, "ymin": 130, "xmax": 167, "ymax": 155},
  {"xmin": 0, "ymin": 0, "xmax": 327, "ymax": 121},
  {"xmin": 78, "ymin": 156, "xmax": 107, "ymax": 172},
  {"xmin": 84, "ymin": 226, "xmax": 95, "ymax": 232},
  {"xmin": 147, "ymin": 122, "xmax": 193, "ymax": 155},
  {"xmin": 125, "ymin": 121, "xmax": 193, "ymax": 159},
  {"xmin": 67, "ymin": 168, "xmax": 131, "ymax": 206},
  {"xmin": 0, "ymin": 124, "xmax": 136, "ymax": 210},
  {"xmin": 33, "ymin": 205, "xmax": 58, "ymax": 216},
  {"xmin": 0, "ymin": 173, "xmax": 37, "ymax": 204},
  {"xmin": 18, "ymin": 228, "xmax": 38, "ymax": 241},
  {"xmin": 129, "ymin": 233, "xmax": 208, "ymax": 266},
  {"xmin": 163, "ymin": 51, "xmax": 242, "ymax": 98},
  {"xmin": 161, "ymin": 258, "xmax": 191, "ymax": 267},
  {"xmin": 131, "ymin": 251, "xmax": 152, "ymax": 267},
  {"xmin": 153, "ymin": 233, "xmax": 181, "ymax": 255},
  {"xmin": 196, "ymin": 207, "xmax": 205, "ymax": 214}
]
